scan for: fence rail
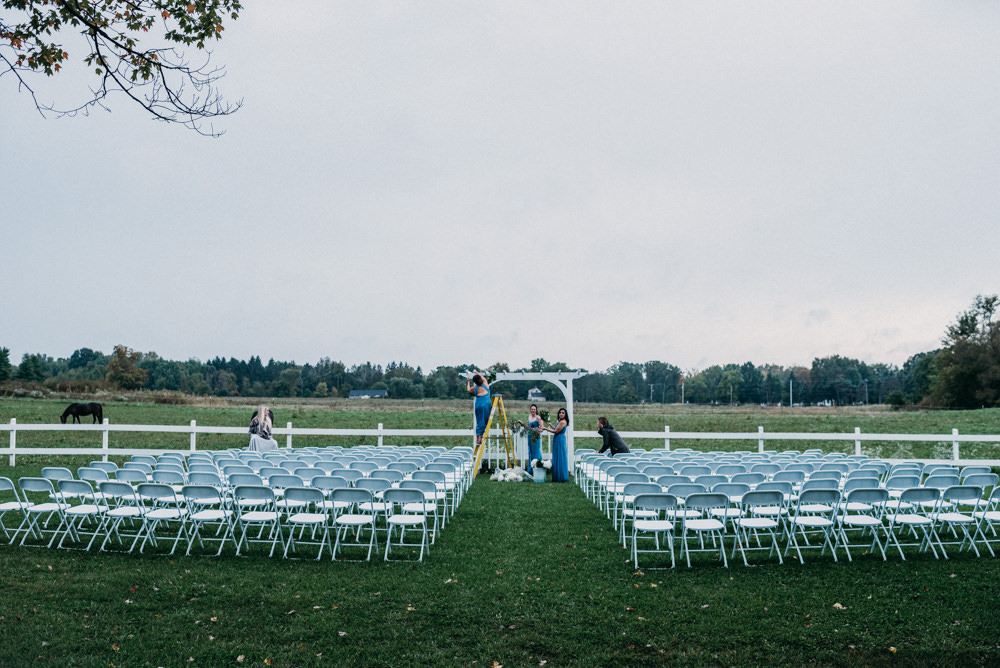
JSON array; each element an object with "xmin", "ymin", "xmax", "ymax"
[{"xmin": 3, "ymin": 419, "xmax": 1000, "ymax": 466}]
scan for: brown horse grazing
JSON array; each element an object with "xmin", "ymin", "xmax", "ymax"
[{"xmin": 60, "ymin": 402, "xmax": 104, "ymax": 424}]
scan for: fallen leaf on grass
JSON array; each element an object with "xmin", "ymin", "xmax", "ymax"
[
  {"xmin": 833, "ymin": 603, "xmax": 846, "ymax": 610},
  {"xmin": 236, "ymin": 655, "xmax": 245, "ymax": 663}
]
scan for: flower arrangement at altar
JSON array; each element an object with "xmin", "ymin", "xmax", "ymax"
[
  {"xmin": 490, "ymin": 466, "xmax": 530, "ymax": 482},
  {"xmin": 531, "ymin": 459, "xmax": 553, "ymax": 471}
]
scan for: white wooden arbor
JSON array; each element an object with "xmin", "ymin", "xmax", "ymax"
[{"xmin": 493, "ymin": 371, "xmax": 587, "ymax": 467}]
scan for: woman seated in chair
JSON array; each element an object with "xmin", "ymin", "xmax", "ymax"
[{"xmin": 248, "ymin": 404, "xmax": 278, "ymax": 452}]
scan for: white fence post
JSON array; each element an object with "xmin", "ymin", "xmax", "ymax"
[
  {"xmin": 953, "ymin": 428, "xmax": 960, "ymax": 461},
  {"xmin": 8, "ymin": 418, "xmax": 15, "ymax": 466},
  {"xmin": 664, "ymin": 425, "xmax": 670, "ymax": 451},
  {"xmin": 855, "ymin": 427, "xmax": 862, "ymax": 456},
  {"xmin": 102, "ymin": 418, "xmax": 110, "ymax": 461},
  {"xmin": 190, "ymin": 420, "xmax": 197, "ymax": 452},
  {"xmin": 758, "ymin": 426, "xmax": 765, "ymax": 453},
  {"xmin": 286, "ymin": 422, "xmax": 293, "ymax": 449},
  {"xmin": 378, "ymin": 422, "xmax": 384, "ymax": 447}
]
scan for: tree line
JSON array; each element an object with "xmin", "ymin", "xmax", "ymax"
[{"xmin": 1, "ymin": 296, "xmax": 997, "ymax": 408}]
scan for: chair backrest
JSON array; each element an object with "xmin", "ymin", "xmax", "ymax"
[
  {"xmin": 355, "ymin": 478, "xmax": 391, "ymax": 494},
  {"xmin": 941, "ymin": 485, "xmax": 984, "ymax": 504},
  {"xmin": 666, "ymin": 483, "xmax": 708, "ymax": 499},
  {"xmin": 412, "ymin": 470, "xmax": 446, "ymax": 484},
  {"xmin": 795, "ymin": 488, "xmax": 841, "ymax": 509},
  {"xmin": 730, "ymin": 473, "xmax": 765, "ymax": 486},
  {"xmin": 370, "ymin": 470, "xmax": 405, "ymax": 484},
  {"xmin": 387, "ymin": 462, "xmax": 419, "ymax": 474},
  {"xmin": 773, "ymin": 471, "xmax": 805, "ymax": 484},
  {"xmin": 622, "ymin": 482, "xmax": 664, "ymax": 497},
  {"xmin": 42, "ymin": 467, "xmax": 73, "ymax": 481},
  {"xmin": 808, "ymin": 470, "xmax": 843, "ymax": 482},
  {"xmin": 693, "ymin": 474, "xmax": 727, "ymax": 487},
  {"xmin": 311, "ymin": 475, "xmax": 350, "ymax": 492},
  {"xmin": 152, "ymin": 470, "xmax": 184, "ymax": 485},
  {"xmin": 187, "ymin": 471, "xmax": 224, "ymax": 487},
  {"xmin": 885, "ymin": 474, "xmax": 921, "ymax": 490},
  {"xmin": 58, "ymin": 479, "xmax": 95, "ymax": 498},
  {"xmin": 99, "ymin": 480, "xmax": 139, "ymax": 502},
  {"xmin": 131, "ymin": 455, "xmax": 157, "ymax": 466},
  {"xmin": 960, "ymin": 465, "xmax": 992, "ymax": 479},
  {"xmin": 400, "ymin": 480, "xmax": 437, "ymax": 495},
  {"xmin": 755, "ymin": 481, "xmax": 793, "ymax": 496},
  {"xmin": 962, "ymin": 473, "xmax": 998, "ymax": 488},
  {"xmin": 898, "ymin": 487, "xmax": 939, "ymax": 507},
  {"xmin": 801, "ymin": 478, "xmax": 839, "ymax": 491},
  {"xmin": 77, "ymin": 467, "xmax": 110, "ymax": 482},
  {"xmin": 228, "ymin": 473, "xmax": 264, "ymax": 487},
  {"xmin": 923, "ymin": 474, "xmax": 960, "ymax": 489},
  {"xmin": 678, "ymin": 465, "xmax": 711, "ymax": 477},
  {"xmin": 137, "ymin": 482, "xmax": 180, "ymax": 503},
  {"xmin": 267, "ymin": 474, "xmax": 305, "ymax": 489},
  {"xmin": 330, "ymin": 488, "xmax": 373, "ymax": 505},
  {"xmin": 750, "ymin": 463, "xmax": 781, "ymax": 476},
  {"xmin": 655, "ymin": 475, "xmax": 692, "ymax": 488},
  {"xmin": 633, "ymin": 492, "xmax": 678, "ymax": 513},
  {"xmin": 712, "ymin": 482, "xmax": 751, "ymax": 500},
  {"xmin": 740, "ymin": 489, "xmax": 784, "ymax": 509},
  {"xmin": 233, "ymin": 484, "xmax": 276, "ymax": 505},
  {"xmin": 843, "ymin": 477, "xmax": 880, "ymax": 494},
  {"xmin": 88, "ymin": 461, "xmax": 119, "ymax": 474},
  {"xmin": 115, "ymin": 469, "xmax": 148, "ymax": 484},
  {"xmin": 123, "ymin": 462, "xmax": 153, "ymax": 474},
  {"xmin": 383, "ymin": 488, "xmax": 425, "ymax": 506},
  {"xmin": 349, "ymin": 461, "xmax": 378, "ymax": 474},
  {"xmin": 613, "ymin": 473, "xmax": 650, "ymax": 487},
  {"xmin": 282, "ymin": 486, "xmax": 325, "ymax": 506},
  {"xmin": 844, "ymin": 487, "xmax": 889, "ymax": 506},
  {"xmin": 685, "ymin": 492, "xmax": 730, "ymax": 512},
  {"xmin": 181, "ymin": 484, "xmax": 224, "ymax": 504}
]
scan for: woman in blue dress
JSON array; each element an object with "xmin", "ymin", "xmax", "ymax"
[
  {"xmin": 466, "ymin": 371, "xmax": 491, "ymax": 445},
  {"xmin": 543, "ymin": 407, "xmax": 570, "ymax": 482},
  {"xmin": 518, "ymin": 404, "xmax": 543, "ymax": 474}
]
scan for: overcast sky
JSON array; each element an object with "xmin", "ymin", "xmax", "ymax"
[{"xmin": 2, "ymin": 2, "xmax": 998, "ymax": 374}]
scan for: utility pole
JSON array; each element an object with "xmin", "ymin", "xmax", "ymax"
[
  {"xmin": 789, "ymin": 379, "xmax": 793, "ymax": 407},
  {"xmin": 649, "ymin": 384, "xmax": 655, "ymax": 404}
]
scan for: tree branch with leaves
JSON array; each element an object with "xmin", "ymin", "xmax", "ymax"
[{"xmin": 1, "ymin": 0, "xmax": 242, "ymax": 136}]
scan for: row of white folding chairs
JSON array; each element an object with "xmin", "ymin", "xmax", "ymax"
[
  {"xmin": 612, "ymin": 481, "xmax": 1000, "ymax": 569},
  {"xmin": 1, "ymin": 476, "xmax": 442, "ymax": 562}
]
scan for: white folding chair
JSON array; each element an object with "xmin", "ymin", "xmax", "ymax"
[
  {"xmin": 0, "ymin": 476, "xmax": 24, "ymax": 543},
  {"xmin": 281, "ymin": 487, "xmax": 331, "ymax": 560},
  {"xmin": 135, "ymin": 483, "xmax": 188, "ymax": 555},
  {"xmin": 732, "ymin": 490, "xmax": 785, "ymax": 566},
  {"xmin": 933, "ymin": 485, "xmax": 990, "ymax": 558},
  {"xmin": 838, "ymin": 487, "xmax": 890, "ymax": 561},
  {"xmin": 181, "ymin": 484, "xmax": 234, "ymax": 557},
  {"xmin": 886, "ymin": 487, "xmax": 944, "ymax": 560},
  {"xmin": 631, "ymin": 493, "xmax": 677, "ymax": 569},
  {"xmin": 383, "ymin": 488, "xmax": 429, "ymax": 562},
  {"xmin": 680, "ymin": 493, "xmax": 730, "ymax": 567},
  {"xmin": 231, "ymin": 485, "xmax": 284, "ymax": 557},
  {"xmin": 52, "ymin": 479, "xmax": 105, "ymax": 550},
  {"xmin": 330, "ymin": 488, "xmax": 377, "ymax": 561},
  {"xmin": 15, "ymin": 477, "xmax": 66, "ymax": 547},
  {"xmin": 784, "ymin": 489, "xmax": 841, "ymax": 564},
  {"xmin": 96, "ymin": 481, "xmax": 144, "ymax": 552}
]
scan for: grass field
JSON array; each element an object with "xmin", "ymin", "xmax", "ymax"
[{"xmin": 1, "ymin": 398, "xmax": 1000, "ymax": 666}]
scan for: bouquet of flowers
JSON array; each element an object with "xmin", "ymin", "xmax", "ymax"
[{"xmin": 531, "ymin": 458, "xmax": 553, "ymax": 471}]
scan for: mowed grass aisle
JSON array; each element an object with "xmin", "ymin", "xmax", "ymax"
[{"xmin": 2, "ymin": 476, "xmax": 1000, "ymax": 667}]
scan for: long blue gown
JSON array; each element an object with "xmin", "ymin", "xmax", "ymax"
[
  {"xmin": 474, "ymin": 387, "xmax": 491, "ymax": 437},
  {"xmin": 527, "ymin": 419, "xmax": 542, "ymax": 473},
  {"xmin": 551, "ymin": 423, "xmax": 569, "ymax": 482}
]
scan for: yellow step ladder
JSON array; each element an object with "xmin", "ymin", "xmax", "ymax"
[{"xmin": 472, "ymin": 394, "xmax": 516, "ymax": 477}]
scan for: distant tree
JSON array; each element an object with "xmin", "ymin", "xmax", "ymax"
[
  {"xmin": 68, "ymin": 347, "xmax": 101, "ymax": 369},
  {"xmin": 1, "ymin": 0, "xmax": 244, "ymax": 135},
  {"xmin": 931, "ymin": 295, "xmax": 1000, "ymax": 408},
  {"xmin": 15, "ymin": 353, "xmax": 46, "ymax": 382},
  {"xmin": 644, "ymin": 361, "xmax": 682, "ymax": 403},
  {"xmin": 313, "ymin": 381, "xmax": 329, "ymax": 398},
  {"xmin": 105, "ymin": 345, "xmax": 146, "ymax": 389},
  {"xmin": 274, "ymin": 366, "xmax": 302, "ymax": 397},
  {"xmin": 0, "ymin": 347, "xmax": 11, "ymax": 381}
]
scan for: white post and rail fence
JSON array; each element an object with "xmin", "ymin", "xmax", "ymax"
[{"xmin": 3, "ymin": 419, "xmax": 1000, "ymax": 467}]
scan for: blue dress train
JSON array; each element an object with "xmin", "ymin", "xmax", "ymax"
[{"xmin": 551, "ymin": 426, "xmax": 569, "ymax": 482}]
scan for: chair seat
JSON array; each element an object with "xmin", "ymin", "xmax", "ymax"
[{"xmin": 685, "ymin": 518, "xmax": 725, "ymax": 531}]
